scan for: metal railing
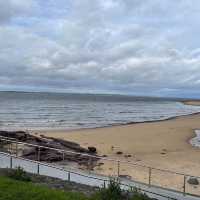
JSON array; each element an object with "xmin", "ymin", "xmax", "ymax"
[
  {"xmin": 0, "ymin": 152, "xmax": 179, "ymax": 200},
  {"xmin": 0, "ymin": 135, "xmax": 200, "ymax": 198}
]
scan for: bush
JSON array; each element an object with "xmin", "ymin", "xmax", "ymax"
[
  {"xmin": 96, "ymin": 179, "xmax": 122, "ymax": 200},
  {"xmin": 93, "ymin": 179, "xmax": 153, "ymax": 200},
  {"xmin": 8, "ymin": 167, "xmax": 31, "ymax": 182}
]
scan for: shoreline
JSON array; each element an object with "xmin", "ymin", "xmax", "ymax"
[
  {"xmin": 34, "ymin": 113, "xmax": 200, "ymax": 147},
  {"xmin": 25, "ymin": 100, "xmax": 199, "ymax": 133},
  {"xmin": 29, "ymin": 110, "xmax": 200, "ymax": 134},
  {"xmin": 2, "ymin": 100, "xmax": 200, "ymax": 192},
  {"xmin": 34, "ymin": 110, "xmax": 200, "ymax": 178},
  {"xmin": 1, "ymin": 100, "xmax": 199, "ymax": 134}
]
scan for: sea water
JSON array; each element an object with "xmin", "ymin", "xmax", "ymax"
[{"xmin": 0, "ymin": 91, "xmax": 200, "ymax": 131}]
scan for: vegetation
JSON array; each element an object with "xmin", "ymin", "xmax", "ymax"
[
  {"xmin": 7, "ymin": 167, "xmax": 31, "ymax": 182},
  {"xmin": 0, "ymin": 170, "xmax": 153, "ymax": 200},
  {"xmin": 0, "ymin": 176, "xmax": 89, "ymax": 200},
  {"xmin": 95, "ymin": 179, "xmax": 122, "ymax": 200},
  {"xmin": 94, "ymin": 179, "xmax": 151, "ymax": 200}
]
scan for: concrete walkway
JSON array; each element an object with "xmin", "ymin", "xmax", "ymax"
[{"xmin": 0, "ymin": 152, "xmax": 199, "ymax": 200}]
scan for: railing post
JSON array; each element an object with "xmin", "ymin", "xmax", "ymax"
[
  {"xmin": 103, "ymin": 180, "xmax": 106, "ymax": 188},
  {"xmin": 16, "ymin": 142, "xmax": 18, "ymax": 156},
  {"xmin": 10, "ymin": 142, "xmax": 12, "ymax": 154},
  {"xmin": 183, "ymin": 175, "xmax": 186, "ymax": 195},
  {"xmin": 68, "ymin": 172, "xmax": 71, "ymax": 181},
  {"xmin": 10, "ymin": 156, "xmax": 13, "ymax": 169},
  {"xmin": 37, "ymin": 163, "xmax": 40, "ymax": 174},
  {"xmin": 148, "ymin": 167, "xmax": 152, "ymax": 187},
  {"xmin": 37, "ymin": 147, "xmax": 40, "ymax": 161},
  {"xmin": 9, "ymin": 143, "xmax": 11, "ymax": 154},
  {"xmin": 117, "ymin": 161, "xmax": 120, "ymax": 177},
  {"xmin": 88, "ymin": 156, "xmax": 92, "ymax": 173},
  {"xmin": 62, "ymin": 152, "xmax": 65, "ymax": 161}
]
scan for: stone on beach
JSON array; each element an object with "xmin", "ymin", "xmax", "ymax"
[
  {"xmin": 187, "ymin": 177, "xmax": 199, "ymax": 185},
  {"xmin": 88, "ymin": 146, "xmax": 97, "ymax": 153},
  {"xmin": 116, "ymin": 151, "xmax": 123, "ymax": 155}
]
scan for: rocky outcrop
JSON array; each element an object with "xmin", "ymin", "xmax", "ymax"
[{"xmin": 0, "ymin": 130, "xmax": 99, "ymax": 169}]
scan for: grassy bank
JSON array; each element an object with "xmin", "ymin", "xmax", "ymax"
[
  {"xmin": 0, "ymin": 176, "xmax": 89, "ymax": 200},
  {"xmin": 0, "ymin": 168, "xmax": 152, "ymax": 200}
]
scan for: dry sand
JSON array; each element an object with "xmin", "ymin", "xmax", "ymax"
[
  {"xmin": 182, "ymin": 100, "xmax": 200, "ymax": 106},
  {"xmin": 34, "ymin": 101, "xmax": 200, "ymax": 193}
]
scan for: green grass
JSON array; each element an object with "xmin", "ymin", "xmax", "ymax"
[
  {"xmin": 0, "ymin": 175, "xmax": 152, "ymax": 200},
  {"xmin": 0, "ymin": 176, "xmax": 89, "ymax": 200}
]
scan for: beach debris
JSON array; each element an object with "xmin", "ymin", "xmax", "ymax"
[
  {"xmin": 116, "ymin": 151, "xmax": 123, "ymax": 155},
  {"xmin": 190, "ymin": 130, "xmax": 200, "ymax": 148},
  {"xmin": 0, "ymin": 130, "xmax": 99, "ymax": 169},
  {"xmin": 124, "ymin": 154, "xmax": 132, "ymax": 158},
  {"xmin": 97, "ymin": 162, "xmax": 104, "ymax": 166},
  {"xmin": 187, "ymin": 177, "xmax": 199, "ymax": 185},
  {"xmin": 88, "ymin": 146, "xmax": 97, "ymax": 154},
  {"xmin": 96, "ymin": 162, "xmax": 104, "ymax": 171}
]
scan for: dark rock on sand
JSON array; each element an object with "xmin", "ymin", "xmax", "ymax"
[
  {"xmin": 88, "ymin": 146, "xmax": 97, "ymax": 153},
  {"xmin": 124, "ymin": 154, "xmax": 132, "ymax": 158},
  {"xmin": 0, "ymin": 130, "xmax": 99, "ymax": 168},
  {"xmin": 187, "ymin": 177, "xmax": 199, "ymax": 185}
]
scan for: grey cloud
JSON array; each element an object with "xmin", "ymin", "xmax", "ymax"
[
  {"xmin": 0, "ymin": 0, "xmax": 200, "ymax": 97},
  {"xmin": 0, "ymin": 0, "xmax": 37, "ymax": 24}
]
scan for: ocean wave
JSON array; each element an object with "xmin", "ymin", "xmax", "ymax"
[{"xmin": 0, "ymin": 92, "xmax": 200, "ymax": 130}]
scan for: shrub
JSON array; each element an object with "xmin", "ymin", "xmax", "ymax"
[
  {"xmin": 96, "ymin": 179, "xmax": 122, "ymax": 200},
  {"xmin": 8, "ymin": 167, "xmax": 31, "ymax": 182},
  {"xmin": 93, "ymin": 179, "xmax": 153, "ymax": 200}
]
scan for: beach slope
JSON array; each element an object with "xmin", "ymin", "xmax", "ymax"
[{"xmin": 39, "ymin": 112, "xmax": 200, "ymax": 177}]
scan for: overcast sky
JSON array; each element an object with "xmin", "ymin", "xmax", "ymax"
[{"xmin": 0, "ymin": 0, "xmax": 200, "ymax": 98}]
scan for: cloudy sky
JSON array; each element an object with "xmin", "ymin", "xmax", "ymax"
[{"xmin": 0, "ymin": 0, "xmax": 200, "ymax": 98}]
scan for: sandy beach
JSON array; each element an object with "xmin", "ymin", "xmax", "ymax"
[
  {"xmin": 182, "ymin": 100, "xmax": 200, "ymax": 106},
  {"xmin": 37, "ymin": 113, "xmax": 200, "ymax": 172},
  {"xmin": 33, "ymin": 101, "xmax": 200, "ymax": 193}
]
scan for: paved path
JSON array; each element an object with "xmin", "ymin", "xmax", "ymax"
[{"xmin": 0, "ymin": 152, "xmax": 199, "ymax": 200}]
